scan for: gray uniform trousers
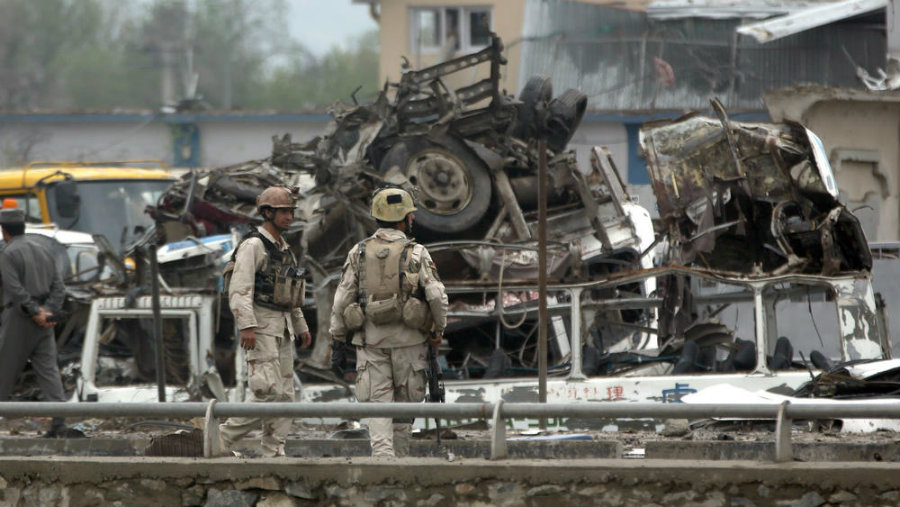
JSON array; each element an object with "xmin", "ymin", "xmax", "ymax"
[{"xmin": 0, "ymin": 308, "xmax": 66, "ymax": 402}]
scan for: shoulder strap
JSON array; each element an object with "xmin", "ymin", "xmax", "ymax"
[
  {"xmin": 254, "ymin": 231, "xmax": 279, "ymax": 256},
  {"xmin": 231, "ymin": 230, "xmax": 260, "ymax": 262},
  {"xmin": 231, "ymin": 229, "xmax": 280, "ymax": 263},
  {"xmin": 357, "ymin": 239, "xmax": 369, "ymax": 307}
]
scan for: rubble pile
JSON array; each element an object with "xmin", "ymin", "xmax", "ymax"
[
  {"xmin": 149, "ymin": 35, "xmax": 653, "ymax": 379},
  {"xmin": 9, "ymin": 36, "xmax": 892, "ymax": 411}
]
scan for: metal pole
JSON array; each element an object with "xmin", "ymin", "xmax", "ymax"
[
  {"xmin": 0, "ymin": 401, "xmax": 896, "ymax": 420},
  {"xmin": 148, "ymin": 241, "xmax": 166, "ymax": 402},
  {"xmin": 537, "ymin": 138, "xmax": 549, "ymax": 429}
]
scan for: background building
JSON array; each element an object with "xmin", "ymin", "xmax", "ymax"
[{"xmin": 2, "ymin": 0, "xmax": 896, "ymax": 239}]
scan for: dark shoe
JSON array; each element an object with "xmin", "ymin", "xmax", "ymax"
[{"xmin": 43, "ymin": 426, "xmax": 87, "ymax": 438}]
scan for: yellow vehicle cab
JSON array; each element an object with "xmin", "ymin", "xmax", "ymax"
[{"xmin": 0, "ymin": 161, "xmax": 176, "ymax": 252}]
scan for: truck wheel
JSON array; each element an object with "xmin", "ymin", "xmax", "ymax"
[
  {"xmin": 379, "ymin": 136, "xmax": 492, "ymax": 234},
  {"xmin": 547, "ymin": 89, "xmax": 588, "ymax": 152},
  {"xmin": 511, "ymin": 76, "xmax": 553, "ymax": 140}
]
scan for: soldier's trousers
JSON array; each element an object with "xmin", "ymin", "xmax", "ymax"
[
  {"xmin": 355, "ymin": 342, "xmax": 427, "ymax": 457},
  {"xmin": 220, "ymin": 331, "xmax": 294, "ymax": 457}
]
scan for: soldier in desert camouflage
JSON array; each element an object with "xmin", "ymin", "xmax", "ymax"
[
  {"xmin": 330, "ymin": 187, "xmax": 448, "ymax": 458},
  {"xmin": 219, "ymin": 186, "xmax": 311, "ymax": 457}
]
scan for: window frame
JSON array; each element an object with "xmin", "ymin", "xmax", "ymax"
[
  {"xmin": 1, "ymin": 193, "xmax": 42, "ymax": 223},
  {"xmin": 408, "ymin": 5, "xmax": 494, "ymax": 55}
]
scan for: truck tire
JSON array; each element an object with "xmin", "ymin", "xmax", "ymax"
[
  {"xmin": 547, "ymin": 89, "xmax": 588, "ymax": 153},
  {"xmin": 379, "ymin": 135, "xmax": 492, "ymax": 234},
  {"xmin": 511, "ymin": 76, "xmax": 552, "ymax": 141}
]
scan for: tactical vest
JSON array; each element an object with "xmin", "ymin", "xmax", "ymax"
[
  {"xmin": 226, "ymin": 230, "xmax": 305, "ymax": 312},
  {"xmin": 342, "ymin": 236, "xmax": 432, "ymax": 333}
]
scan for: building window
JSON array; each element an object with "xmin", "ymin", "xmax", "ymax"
[{"xmin": 409, "ymin": 6, "xmax": 493, "ymax": 55}]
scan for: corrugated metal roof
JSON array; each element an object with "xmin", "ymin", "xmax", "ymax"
[
  {"xmin": 518, "ymin": 0, "xmax": 886, "ymax": 112},
  {"xmin": 570, "ymin": 0, "xmax": 654, "ymax": 11},
  {"xmin": 647, "ymin": 0, "xmax": 841, "ymax": 20},
  {"xmin": 573, "ymin": 0, "xmax": 841, "ymax": 17},
  {"xmin": 737, "ymin": 0, "xmax": 888, "ymax": 42}
]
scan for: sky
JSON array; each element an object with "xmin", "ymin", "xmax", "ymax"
[{"xmin": 287, "ymin": 0, "xmax": 379, "ymax": 56}]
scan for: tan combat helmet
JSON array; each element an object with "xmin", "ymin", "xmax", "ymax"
[
  {"xmin": 371, "ymin": 187, "xmax": 417, "ymax": 222},
  {"xmin": 256, "ymin": 186, "xmax": 296, "ymax": 213}
]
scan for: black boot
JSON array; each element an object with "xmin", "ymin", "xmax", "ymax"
[{"xmin": 43, "ymin": 418, "xmax": 86, "ymax": 438}]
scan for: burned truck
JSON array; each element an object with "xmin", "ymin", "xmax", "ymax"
[{"xmin": 642, "ymin": 100, "xmax": 885, "ymax": 368}]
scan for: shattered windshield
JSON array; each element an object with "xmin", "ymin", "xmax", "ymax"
[{"xmin": 47, "ymin": 180, "xmax": 172, "ymax": 252}]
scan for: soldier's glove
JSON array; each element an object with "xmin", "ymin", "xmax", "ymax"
[{"xmin": 331, "ymin": 339, "xmax": 347, "ymax": 378}]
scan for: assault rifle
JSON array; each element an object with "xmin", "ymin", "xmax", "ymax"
[{"xmin": 425, "ymin": 340, "xmax": 445, "ymax": 445}]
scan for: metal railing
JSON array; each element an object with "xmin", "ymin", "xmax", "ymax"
[{"xmin": 1, "ymin": 400, "xmax": 898, "ymax": 461}]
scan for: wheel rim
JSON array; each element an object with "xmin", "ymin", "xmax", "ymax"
[{"xmin": 407, "ymin": 149, "xmax": 473, "ymax": 216}]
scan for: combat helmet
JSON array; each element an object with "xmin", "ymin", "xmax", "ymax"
[
  {"xmin": 256, "ymin": 186, "xmax": 296, "ymax": 213},
  {"xmin": 371, "ymin": 187, "xmax": 416, "ymax": 222}
]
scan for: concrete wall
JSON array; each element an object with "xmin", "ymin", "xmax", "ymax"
[
  {"xmin": 0, "ymin": 457, "xmax": 897, "ymax": 507},
  {"xmin": 0, "ymin": 119, "xmax": 171, "ymax": 167},
  {"xmin": 196, "ymin": 120, "xmax": 328, "ymax": 168},
  {"xmin": 806, "ymin": 100, "xmax": 900, "ymax": 242},
  {"xmin": 377, "ymin": 0, "xmax": 526, "ymax": 95},
  {"xmin": 567, "ymin": 121, "xmax": 628, "ymax": 173},
  {"xmin": 765, "ymin": 87, "xmax": 900, "ymax": 243},
  {"xmin": 0, "ymin": 114, "xmax": 330, "ymax": 170}
]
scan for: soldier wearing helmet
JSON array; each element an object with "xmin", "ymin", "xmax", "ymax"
[
  {"xmin": 329, "ymin": 187, "xmax": 448, "ymax": 458},
  {"xmin": 219, "ymin": 186, "xmax": 311, "ymax": 457}
]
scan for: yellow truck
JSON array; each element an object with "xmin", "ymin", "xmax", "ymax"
[{"xmin": 0, "ymin": 161, "xmax": 176, "ymax": 252}]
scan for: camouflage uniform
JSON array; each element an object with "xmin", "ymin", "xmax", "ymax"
[
  {"xmin": 330, "ymin": 228, "xmax": 448, "ymax": 457},
  {"xmin": 220, "ymin": 226, "xmax": 308, "ymax": 457}
]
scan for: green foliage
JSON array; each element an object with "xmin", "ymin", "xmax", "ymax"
[
  {"xmin": 0, "ymin": 0, "xmax": 379, "ymax": 111},
  {"xmin": 249, "ymin": 30, "xmax": 381, "ymax": 110}
]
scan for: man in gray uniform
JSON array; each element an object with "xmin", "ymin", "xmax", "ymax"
[
  {"xmin": 219, "ymin": 186, "xmax": 312, "ymax": 457},
  {"xmin": 330, "ymin": 187, "xmax": 448, "ymax": 458},
  {"xmin": 0, "ymin": 208, "xmax": 81, "ymax": 437}
]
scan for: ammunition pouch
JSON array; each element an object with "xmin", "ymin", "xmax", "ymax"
[
  {"xmin": 365, "ymin": 294, "xmax": 402, "ymax": 325},
  {"xmin": 342, "ymin": 302, "xmax": 365, "ymax": 331},
  {"xmin": 227, "ymin": 229, "xmax": 306, "ymax": 311},
  {"xmin": 272, "ymin": 265, "xmax": 305, "ymax": 309},
  {"xmin": 402, "ymin": 296, "xmax": 433, "ymax": 332}
]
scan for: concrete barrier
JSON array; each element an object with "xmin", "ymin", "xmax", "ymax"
[
  {"xmin": 0, "ymin": 457, "xmax": 897, "ymax": 507},
  {"xmin": 646, "ymin": 440, "xmax": 900, "ymax": 462},
  {"xmin": 0, "ymin": 437, "xmax": 621, "ymax": 460}
]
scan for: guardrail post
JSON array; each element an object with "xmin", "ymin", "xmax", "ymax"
[
  {"xmin": 774, "ymin": 400, "xmax": 792, "ymax": 462},
  {"xmin": 489, "ymin": 399, "xmax": 507, "ymax": 460},
  {"xmin": 203, "ymin": 399, "xmax": 221, "ymax": 458},
  {"xmin": 568, "ymin": 287, "xmax": 586, "ymax": 380}
]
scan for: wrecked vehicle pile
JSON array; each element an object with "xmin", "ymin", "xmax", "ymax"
[
  {"xmin": 48, "ymin": 36, "xmax": 893, "ymax": 430},
  {"xmin": 143, "ymin": 34, "xmax": 656, "ymax": 389}
]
